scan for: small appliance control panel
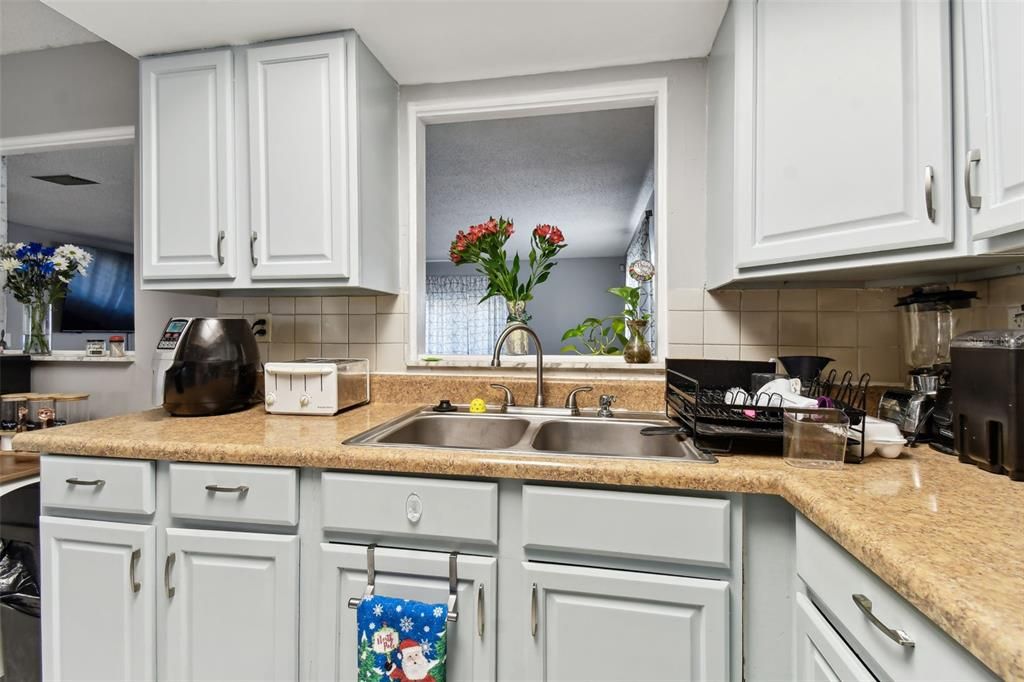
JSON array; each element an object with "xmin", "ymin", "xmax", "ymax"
[{"xmin": 157, "ymin": 318, "xmax": 191, "ymax": 350}]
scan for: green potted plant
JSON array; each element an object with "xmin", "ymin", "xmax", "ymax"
[{"xmin": 561, "ymin": 285, "xmax": 652, "ymax": 363}]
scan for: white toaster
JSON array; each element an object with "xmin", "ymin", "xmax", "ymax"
[{"xmin": 263, "ymin": 358, "xmax": 369, "ymax": 415}]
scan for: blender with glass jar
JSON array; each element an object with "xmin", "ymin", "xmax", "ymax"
[{"xmin": 878, "ymin": 286, "xmax": 978, "ymax": 452}]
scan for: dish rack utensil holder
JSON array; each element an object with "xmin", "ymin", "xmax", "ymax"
[{"xmin": 665, "ymin": 367, "xmax": 870, "ymax": 462}]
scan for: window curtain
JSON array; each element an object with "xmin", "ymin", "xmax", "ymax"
[{"xmin": 425, "ymin": 275, "xmax": 506, "ymax": 355}]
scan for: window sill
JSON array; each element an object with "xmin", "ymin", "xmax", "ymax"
[
  {"xmin": 409, "ymin": 354, "xmax": 665, "ymax": 372},
  {"xmin": 3, "ymin": 350, "xmax": 136, "ymax": 364}
]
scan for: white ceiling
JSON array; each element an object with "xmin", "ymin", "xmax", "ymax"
[
  {"xmin": 5, "ymin": 144, "xmax": 135, "ymax": 244},
  {"xmin": 38, "ymin": 0, "xmax": 728, "ymax": 84},
  {"xmin": 425, "ymin": 106, "xmax": 654, "ymax": 262},
  {"xmin": 0, "ymin": 0, "xmax": 100, "ymax": 55}
]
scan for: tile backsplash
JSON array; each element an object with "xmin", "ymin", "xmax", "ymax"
[
  {"xmin": 216, "ymin": 294, "xmax": 410, "ymax": 372},
  {"xmin": 219, "ymin": 272, "xmax": 1024, "ymax": 384}
]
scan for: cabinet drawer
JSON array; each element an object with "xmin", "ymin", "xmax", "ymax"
[
  {"xmin": 522, "ymin": 486, "xmax": 731, "ymax": 568},
  {"xmin": 321, "ymin": 473, "xmax": 497, "ymax": 545},
  {"xmin": 796, "ymin": 515, "xmax": 996, "ymax": 681},
  {"xmin": 41, "ymin": 455, "xmax": 155, "ymax": 515},
  {"xmin": 169, "ymin": 463, "xmax": 298, "ymax": 526}
]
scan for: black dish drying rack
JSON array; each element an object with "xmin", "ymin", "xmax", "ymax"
[{"xmin": 663, "ymin": 360, "xmax": 870, "ymax": 462}]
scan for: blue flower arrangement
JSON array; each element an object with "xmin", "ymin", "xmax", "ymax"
[{"xmin": 1, "ymin": 241, "xmax": 94, "ymax": 353}]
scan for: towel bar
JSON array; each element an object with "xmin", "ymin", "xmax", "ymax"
[{"xmin": 346, "ymin": 544, "xmax": 460, "ymax": 623}]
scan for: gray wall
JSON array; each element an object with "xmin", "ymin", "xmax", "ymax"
[
  {"xmin": 0, "ymin": 42, "xmax": 138, "ymax": 138},
  {"xmin": 426, "ymin": 257, "xmax": 625, "ymax": 354}
]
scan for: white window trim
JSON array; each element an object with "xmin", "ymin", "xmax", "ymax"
[{"xmin": 406, "ymin": 78, "xmax": 670, "ymax": 368}]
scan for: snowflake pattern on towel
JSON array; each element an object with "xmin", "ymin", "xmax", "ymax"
[{"xmin": 356, "ymin": 595, "xmax": 447, "ymax": 682}]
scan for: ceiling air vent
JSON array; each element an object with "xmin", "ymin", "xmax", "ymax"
[{"xmin": 31, "ymin": 174, "xmax": 98, "ymax": 186}]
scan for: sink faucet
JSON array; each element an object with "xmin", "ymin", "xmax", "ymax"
[{"xmin": 491, "ymin": 323, "xmax": 544, "ymax": 407}]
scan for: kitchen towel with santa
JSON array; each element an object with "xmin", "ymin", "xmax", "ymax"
[{"xmin": 357, "ymin": 595, "xmax": 448, "ymax": 682}]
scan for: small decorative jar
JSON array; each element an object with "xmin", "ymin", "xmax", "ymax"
[
  {"xmin": 623, "ymin": 319, "xmax": 653, "ymax": 364},
  {"xmin": 86, "ymin": 338, "xmax": 107, "ymax": 356},
  {"xmin": 26, "ymin": 395, "xmax": 56, "ymax": 429},
  {"xmin": 1, "ymin": 394, "xmax": 28, "ymax": 432},
  {"xmin": 108, "ymin": 335, "xmax": 126, "ymax": 358}
]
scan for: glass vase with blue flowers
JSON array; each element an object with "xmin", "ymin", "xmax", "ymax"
[{"xmin": 1, "ymin": 242, "xmax": 93, "ymax": 355}]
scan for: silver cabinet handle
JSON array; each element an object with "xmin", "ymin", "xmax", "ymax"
[
  {"xmin": 129, "ymin": 548, "xmax": 141, "ymax": 594},
  {"xmin": 477, "ymin": 583, "xmax": 485, "ymax": 638},
  {"xmin": 530, "ymin": 583, "xmax": 538, "ymax": 637},
  {"xmin": 66, "ymin": 477, "xmax": 104, "ymax": 487},
  {"xmin": 924, "ymin": 165, "xmax": 936, "ymax": 223},
  {"xmin": 250, "ymin": 231, "xmax": 259, "ymax": 266},
  {"xmin": 852, "ymin": 594, "xmax": 914, "ymax": 648},
  {"xmin": 965, "ymin": 149, "xmax": 982, "ymax": 209},
  {"xmin": 217, "ymin": 230, "xmax": 226, "ymax": 266},
  {"xmin": 205, "ymin": 484, "xmax": 250, "ymax": 494},
  {"xmin": 164, "ymin": 553, "xmax": 176, "ymax": 598}
]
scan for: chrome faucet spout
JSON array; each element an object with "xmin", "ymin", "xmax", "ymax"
[{"xmin": 491, "ymin": 323, "xmax": 545, "ymax": 407}]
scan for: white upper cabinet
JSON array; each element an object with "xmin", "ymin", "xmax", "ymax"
[
  {"xmin": 737, "ymin": 0, "xmax": 953, "ymax": 267},
  {"xmin": 140, "ymin": 49, "xmax": 236, "ymax": 280},
  {"xmin": 961, "ymin": 0, "xmax": 1024, "ymax": 242},
  {"xmin": 246, "ymin": 38, "xmax": 350, "ymax": 280},
  {"xmin": 139, "ymin": 32, "xmax": 398, "ymax": 292}
]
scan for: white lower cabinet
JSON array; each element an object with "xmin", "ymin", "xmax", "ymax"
[
  {"xmin": 162, "ymin": 528, "xmax": 299, "ymax": 681},
  {"xmin": 523, "ymin": 562, "xmax": 730, "ymax": 681},
  {"xmin": 795, "ymin": 593, "xmax": 874, "ymax": 682},
  {"xmin": 315, "ymin": 543, "xmax": 497, "ymax": 681},
  {"xmin": 40, "ymin": 516, "xmax": 156, "ymax": 682}
]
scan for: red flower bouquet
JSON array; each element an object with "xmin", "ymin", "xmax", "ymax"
[{"xmin": 449, "ymin": 217, "xmax": 566, "ymax": 320}]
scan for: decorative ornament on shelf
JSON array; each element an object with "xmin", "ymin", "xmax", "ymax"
[
  {"xmin": 1, "ymin": 242, "xmax": 94, "ymax": 355},
  {"xmin": 449, "ymin": 217, "xmax": 566, "ymax": 355}
]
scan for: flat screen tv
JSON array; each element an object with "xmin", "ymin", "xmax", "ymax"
[{"xmin": 59, "ymin": 245, "xmax": 134, "ymax": 333}]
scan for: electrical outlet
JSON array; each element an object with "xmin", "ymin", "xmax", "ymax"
[{"xmin": 1009, "ymin": 305, "xmax": 1024, "ymax": 330}]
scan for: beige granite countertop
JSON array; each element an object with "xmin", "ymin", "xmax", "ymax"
[{"xmin": 15, "ymin": 404, "xmax": 1024, "ymax": 681}]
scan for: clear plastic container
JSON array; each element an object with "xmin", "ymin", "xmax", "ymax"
[{"xmin": 783, "ymin": 408, "xmax": 850, "ymax": 470}]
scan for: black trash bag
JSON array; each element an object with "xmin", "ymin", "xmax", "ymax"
[{"xmin": 0, "ymin": 539, "xmax": 41, "ymax": 617}]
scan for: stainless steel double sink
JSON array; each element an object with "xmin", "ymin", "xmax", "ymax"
[{"xmin": 345, "ymin": 407, "xmax": 717, "ymax": 462}]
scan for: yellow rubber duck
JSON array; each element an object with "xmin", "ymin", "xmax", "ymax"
[{"xmin": 469, "ymin": 398, "xmax": 487, "ymax": 413}]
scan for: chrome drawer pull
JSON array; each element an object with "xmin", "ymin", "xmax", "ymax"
[
  {"xmin": 250, "ymin": 231, "xmax": 259, "ymax": 267},
  {"xmin": 205, "ymin": 484, "xmax": 250, "ymax": 494},
  {"xmin": 477, "ymin": 583, "xmax": 485, "ymax": 638},
  {"xmin": 217, "ymin": 230, "xmax": 226, "ymax": 266},
  {"xmin": 66, "ymin": 477, "xmax": 104, "ymax": 487},
  {"xmin": 129, "ymin": 548, "xmax": 141, "ymax": 594},
  {"xmin": 530, "ymin": 583, "xmax": 539, "ymax": 637},
  {"xmin": 852, "ymin": 594, "xmax": 914, "ymax": 648},
  {"xmin": 924, "ymin": 165, "xmax": 936, "ymax": 223},
  {"xmin": 965, "ymin": 149, "xmax": 982, "ymax": 209},
  {"xmin": 165, "ymin": 553, "xmax": 176, "ymax": 598}
]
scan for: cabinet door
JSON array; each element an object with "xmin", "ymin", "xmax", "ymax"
[
  {"xmin": 163, "ymin": 528, "xmax": 298, "ymax": 681},
  {"xmin": 140, "ymin": 49, "xmax": 236, "ymax": 280},
  {"xmin": 962, "ymin": 0, "xmax": 1024, "ymax": 241},
  {"xmin": 795, "ymin": 593, "xmax": 875, "ymax": 681},
  {"xmin": 738, "ymin": 0, "xmax": 953, "ymax": 267},
  {"xmin": 314, "ymin": 543, "xmax": 496, "ymax": 681},
  {"xmin": 246, "ymin": 37, "xmax": 350, "ymax": 280},
  {"xmin": 523, "ymin": 562, "xmax": 729, "ymax": 681},
  {"xmin": 40, "ymin": 516, "xmax": 155, "ymax": 681}
]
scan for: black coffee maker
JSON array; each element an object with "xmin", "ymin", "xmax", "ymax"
[{"xmin": 162, "ymin": 318, "xmax": 262, "ymax": 416}]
